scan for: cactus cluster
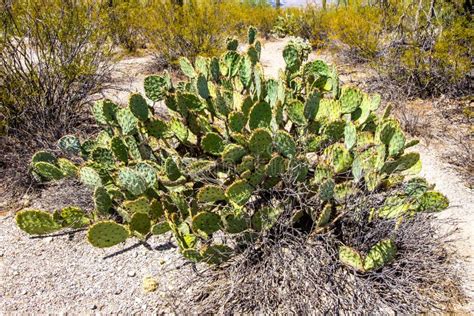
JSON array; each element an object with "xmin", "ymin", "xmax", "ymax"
[{"xmin": 16, "ymin": 28, "xmax": 449, "ymax": 270}]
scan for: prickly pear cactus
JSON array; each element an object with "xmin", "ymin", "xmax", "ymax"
[{"xmin": 16, "ymin": 28, "xmax": 449, "ymax": 271}]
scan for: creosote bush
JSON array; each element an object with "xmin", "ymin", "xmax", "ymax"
[
  {"xmin": 0, "ymin": 0, "xmax": 112, "ymax": 140},
  {"xmin": 16, "ymin": 29, "xmax": 462, "ymax": 311}
]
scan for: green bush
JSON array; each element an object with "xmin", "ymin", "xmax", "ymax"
[
  {"xmin": 0, "ymin": 0, "xmax": 112, "ymax": 140},
  {"xmin": 17, "ymin": 30, "xmax": 449, "ymax": 272}
]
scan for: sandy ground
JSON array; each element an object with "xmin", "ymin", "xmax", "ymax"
[{"xmin": 1, "ymin": 37, "xmax": 473, "ymax": 313}]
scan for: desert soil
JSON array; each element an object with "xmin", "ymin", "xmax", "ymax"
[{"xmin": 1, "ymin": 37, "xmax": 473, "ymax": 313}]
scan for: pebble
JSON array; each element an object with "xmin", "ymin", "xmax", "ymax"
[
  {"xmin": 114, "ymin": 289, "xmax": 122, "ymax": 295},
  {"xmin": 21, "ymin": 290, "xmax": 28, "ymax": 295},
  {"xmin": 91, "ymin": 304, "xmax": 97, "ymax": 310},
  {"xmin": 0, "ymin": 251, "xmax": 4, "ymax": 257},
  {"xmin": 127, "ymin": 271, "xmax": 136, "ymax": 277}
]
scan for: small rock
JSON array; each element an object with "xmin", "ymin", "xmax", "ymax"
[
  {"xmin": 91, "ymin": 304, "xmax": 97, "ymax": 310},
  {"xmin": 114, "ymin": 289, "xmax": 122, "ymax": 295},
  {"xmin": 21, "ymin": 290, "xmax": 28, "ymax": 295},
  {"xmin": 143, "ymin": 276, "xmax": 158, "ymax": 293},
  {"xmin": 142, "ymin": 304, "xmax": 147, "ymax": 310},
  {"xmin": 127, "ymin": 271, "xmax": 136, "ymax": 277},
  {"xmin": 0, "ymin": 251, "xmax": 4, "ymax": 257}
]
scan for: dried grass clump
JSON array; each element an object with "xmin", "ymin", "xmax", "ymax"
[{"xmin": 178, "ymin": 213, "xmax": 465, "ymax": 314}]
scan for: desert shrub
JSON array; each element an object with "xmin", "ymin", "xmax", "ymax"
[
  {"xmin": 144, "ymin": 0, "xmax": 277, "ymax": 65},
  {"xmin": 379, "ymin": 0, "xmax": 473, "ymax": 96},
  {"xmin": 105, "ymin": 0, "xmax": 148, "ymax": 52},
  {"xmin": 16, "ymin": 31, "xmax": 460, "ymax": 311},
  {"xmin": 325, "ymin": 4, "xmax": 384, "ymax": 61},
  {"xmin": 0, "ymin": 0, "xmax": 113, "ymax": 141}
]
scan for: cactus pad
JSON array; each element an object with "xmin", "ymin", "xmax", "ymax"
[
  {"xmin": 16, "ymin": 210, "xmax": 61, "ymax": 235},
  {"xmin": 130, "ymin": 212, "xmax": 151, "ymax": 235},
  {"xmin": 192, "ymin": 212, "xmax": 221, "ymax": 237},
  {"xmin": 58, "ymin": 135, "xmax": 81, "ymax": 155},
  {"xmin": 226, "ymin": 180, "xmax": 253, "ymax": 206},
  {"xmin": 144, "ymin": 75, "xmax": 169, "ymax": 102},
  {"xmin": 57, "ymin": 158, "xmax": 78, "ymax": 177},
  {"xmin": 339, "ymin": 246, "xmax": 364, "ymax": 271},
  {"xmin": 33, "ymin": 162, "xmax": 64, "ymax": 181},
  {"xmin": 222, "ymin": 144, "xmax": 246, "ymax": 163},
  {"xmin": 200, "ymin": 244, "xmax": 233, "ymax": 265},
  {"xmin": 118, "ymin": 167, "xmax": 147, "ymax": 196},
  {"xmin": 249, "ymin": 128, "xmax": 272, "ymax": 156},
  {"xmin": 116, "ymin": 108, "xmax": 138, "ymax": 135},
  {"xmin": 324, "ymin": 143, "xmax": 353, "ymax": 174},
  {"xmin": 94, "ymin": 186, "xmax": 112, "ymax": 214},
  {"xmin": 222, "ymin": 213, "xmax": 248, "ymax": 234},
  {"xmin": 91, "ymin": 147, "xmax": 115, "ymax": 170},
  {"xmin": 197, "ymin": 185, "xmax": 226, "ymax": 203},
  {"xmin": 319, "ymin": 179, "xmax": 335, "ymax": 201},
  {"xmin": 287, "ymin": 100, "xmax": 307, "ymax": 126},
  {"xmin": 316, "ymin": 204, "xmax": 332, "ymax": 227},
  {"xmin": 248, "ymin": 101, "xmax": 271, "ymax": 130},
  {"xmin": 344, "ymin": 122, "xmax": 357, "ymax": 150},
  {"xmin": 92, "ymin": 99, "xmax": 118, "ymax": 125},
  {"xmin": 31, "ymin": 151, "xmax": 57, "ymax": 164},
  {"xmin": 340, "ymin": 87, "xmax": 363, "ymax": 113},
  {"xmin": 79, "ymin": 166, "xmax": 102, "ymax": 188},
  {"xmin": 87, "ymin": 221, "xmax": 129, "ymax": 248},
  {"xmin": 228, "ymin": 111, "xmax": 247, "ymax": 133},
  {"xmin": 251, "ymin": 206, "xmax": 282, "ymax": 232},
  {"xmin": 124, "ymin": 196, "xmax": 150, "ymax": 214},
  {"xmin": 364, "ymin": 239, "xmax": 397, "ymax": 271},
  {"xmin": 274, "ymin": 130, "xmax": 296, "ymax": 158},
  {"xmin": 165, "ymin": 157, "xmax": 182, "ymax": 181},
  {"xmin": 60, "ymin": 206, "xmax": 90, "ymax": 228},
  {"xmin": 418, "ymin": 191, "xmax": 449, "ymax": 212},
  {"xmin": 129, "ymin": 93, "xmax": 149, "ymax": 121},
  {"xmin": 201, "ymin": 132, "xmax": 225, "ymax": 155},
  {"xmin": 110, "ymin": 136, "xmax": 129, "ymax": 163},
  {"xmin": 265, "ymin": 155, "xmax": 287, "ymax": 177},
  {"xmin": 179, "ymin": 57, "xmax": 196, "ymax": 78}
]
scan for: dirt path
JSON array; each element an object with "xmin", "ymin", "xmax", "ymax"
[{"xmin": 1, "ymin": 38, "xmax": 472, "ymax": 313}]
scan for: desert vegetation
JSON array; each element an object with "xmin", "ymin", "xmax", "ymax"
[{"xmin": 0, "ymin": 0, "xmax": 472, "ymax": 313}]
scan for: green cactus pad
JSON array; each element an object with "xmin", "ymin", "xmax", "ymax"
[
  {"xmin": 248, "ymin": 26, "xmax": 257, "ymax": 45},
  {"xmin": 382, "ymin": 153, "xmax": 420, "ymax": 174},
  {"xmin": 118, "ymin": 167, "xmax": 147, "ymax": 196},
  {"xmin": 239, "ymin": 55, "xmax": 252, "ymax": 87},
  {"xmin": 124, "ymin": 196, "xmax": 151, "ymax": 214},
  {"xmin": 144, "ymin": 75, "xmax": 169, "ymax": 102},
  {"xmin": 134, "ymin": 162, "xmax": 158, "ymax": 188},
  {"xmin": 340, "ymin": 87, "xmax": 363, "ymax": 114},
  {"xmin": 201, "ymin": 132, "xmax": 225, "ymax": 155},
  {"xmin": 16, "ymin": 209, "xmax": 62, "ymax": 235},
  {"xmin": 251, "ymin": 206, "xmax": 282, "ymax": 232},
  {"xmin": 222, "ymin": 144, "xmax": 246, "ymax": 163},
  {"xmin": 92, "ymin": 99, "xmax": 118, "ymax": 125},
  {"xmin": 177, "ymin": 92, "xmax": 205, "ymax": 111},
  {"xmin": 319, "ymin": 179, "xmax": 335, "ymax": 201},
  {"xmin": 33, "ymin": 162, "xmax": 64, "ymax": 181},
  {"xmin": 58, "ymin": 135, "xmax": 81, "ymax": 155},
  {"xmin": 57, "ymin": 158, "xmax": 78, "ymax": 177},
  {"xmin": 116, "ymin": 108, "xmax": 138, "ymax": 135},
  {"xmin": 248, "ymin": 167, "xmax": 265, "ymax": 187},
  {"xmin": 226, "ymin": 37, "xmax": 238, "ymax": 51},
  {"xmin": 195, "ymin": 56, "xmax": 210, "ymax": 77},
  {"xmin": 226, "ymin": 180, "xmax": 253, "ymax": 206},
  {"xmin": 283, "ymin": 44, "xmax": 301, "ymax": 73},
  {"xmin": 339, "ymin": 246, "xmax": 364, "ymax": 271},
  {"xmin": 170, "ymin": 119, "xmax": 189, "ymax": 143},
  {"xmin": 418, "ymin": 191, "xmax": 449, "ymax": 212},
  {"xmin": 196, "ymin": 74, "xmax": 210, "ymax": 99},
  {"xmin": 91, "ymin": 147, "xmax": 115, "ymax": 170},
  {"xmin": 323, "ymin": 120, "xmax": 345, "ymax": 141},
  {"xmin": 265, "ymin": 155, "xmax": 287, "ymax": 177},
  {"xmin": 129, "ymin": 93, "xmax": 149, "ymax": 121},
  {"xmin": 130, "ymin": 212, "xmax": 151, "ymax": 235},
  {"xmin": 316, "ymin": 99, "xmax": 342, "ymax": 122},
  {"xmin": 344, "ymin": 122, "xmax": 357, "ymax": 150},
  {"xmin": 179, "ymin": 57, "xmax": 196, "ymax": 78},
  {"xmin": 248, "ymin": 101, "xmax": 271, "ymax": 130},
  {"xmin": 249, "ymin": 128, "xmax": 272, "ymax": 156},
  {"xmin": 165, "ymin": 157, "xmax": 182, "ymax": 181},
  {"xmin": 87, "ymin": 221, "xmax": 129, "ymax": 248},
  {"xmin": 364, "ymin": 239, "xmax": 397, "ymax": 271},
  {"xmin": 124, "ymin": 136, "xmax": 142, "ymax": 160},
  {"xmin": 197, "ymin": 185, "xmax": 226, "ymax": 203},
  {"xmin": 228, "ymin": 111, "xmax": 247, "ymax": 133},
  {"xmin": 151, "ymin": 222, "xmax": 171, "ymax": 235},
  {"xmin": 287, "ymin": 100, "xmax": 307, "ymax": 126},
  {"xmin": 110, "ymin": 136, "xmax": 129, "ymax": 163},
  {"xmin": 316, "ymin": 204, "xmax": 332, "ymax": 227},
  {"xmin": 31, "ymin": 151, "xmax": 57, "ymax": 164},
  {"xmin": 313, "ymin": 164, "xmax": 334, "ymax": 185},
  {"xmin": 237, "ymin": 156, "xmax": 255, "ymax": 173},
  {"xmin": 79, "ymin": 166, "xmax": 102, "ymax": 188},
  {"xmin": 200, "ymin": 244, "xmax": 233, "ymax": 265},
  {"xmin": 324, "ymin": 143, "xmax": 353, "ymax": 174},
  {"xmin": 94, "ymin": 186, "xmax": 112, "ymax": 214},
  {"xmin": 95, "ymin": 131, "xmax": 111, "ymax": 147},
  {"xmin": 388, "ymin": 128, "xmax": 406, "ymax": 157},
  {"xmin": 274, "ymin": 130, "xmax": 296, "ymax": 158},
  {"xmin": 222, "ymin": 213, "xmax": 248, "ymax": 234},
  {"xmin": 334, "ymin": 181, "xmax": 357, "ymax": 202},
  {"xmin": 192, "ymin": 212, "xmax": 221, "ymax": 237},
  {"xmin": 60, "ymin": 206, "xmax": 90, "ymax": 228}
]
